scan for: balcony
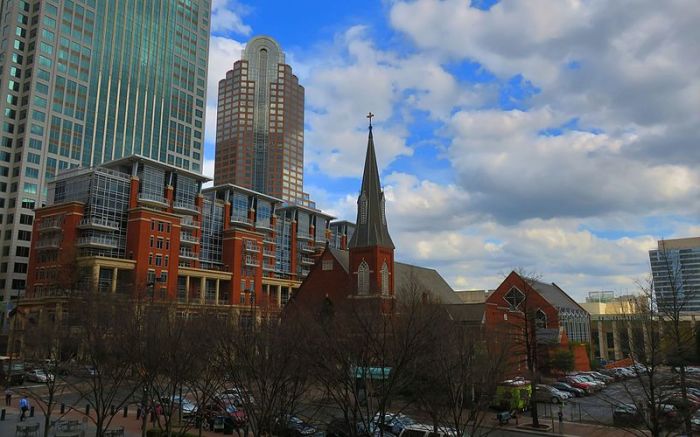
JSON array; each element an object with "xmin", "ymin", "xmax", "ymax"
[
  {"xmin": 76, "ymin": 235, "xmax": 118, "ymax": 248},
  {"xmin": 262, "ymin": 262, "xmax": 275, "ymax": 271},
  {"xmin": 244, "ymin": 256, "xmax": 259, "ymax": 267},
  {"xmin": 300, "ymin": 256, "xmax": 315, "ymax": 265},
  {"xmin": 300, "ymin": 269, "xmax": 311, "ymax": 277},
  {"xmin": 255, "ymin": 220, "xmax": 273, "ymax": 231},
  {"xmin": 297, "ymin": 232, "xmax": 313, "ymax": 241},
  {"xmin": 180, "ymin": 232, "xmax": 199, "ymax": 245},
  {"xmin": 263, "ymin": 249, "xmax": 276, "ymax": 258},
  {"xmin": 180, "ymin": 217, "xmax": 200, "ymax": 229},
  {"xmin": 36, "ymin": 238, "xmax": 61, "ymax": 249},
  {"xmin": 179, "ymin": 248, "xmax": 198, "ymax": 259},
  {"xmin": 138, "ymin": 192, "xmax": 168, "ymax": 207},
  {"xmin": 230, "ymin": 214, "xmax": 252, "ymax": 227},
  {"xmin": 244, "ymin": 242, "xmax": 260, "ymax": 252},
  {"xmin": 298, "ymin": 245, "xmax": 315, "ymax": 254},
  {"xmin": 173, "ymin": 200, "xmax": 199, "ymax": 215},
  {"xmin": 78, "ymin": 217, "xmax": 120, "ymax": 231},
  {"xmin": 38, "ymin": 218, "xmax": 63, "ymax": 232},
  {"xmin": 263, "ymin": 237, "xmax": 276, "ymax": 245}
]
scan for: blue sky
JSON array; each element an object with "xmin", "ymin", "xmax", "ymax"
[{"xmin": 204, "ymin": 0, "xmax": 700, "ymax": 300}]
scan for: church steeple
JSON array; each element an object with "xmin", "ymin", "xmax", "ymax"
[{"xmin": 348, "ymin": 115, "xmax": 394, "ymax": 250}]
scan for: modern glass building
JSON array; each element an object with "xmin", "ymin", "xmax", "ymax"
[
  {"xmin": 0, "ymin": 0, "xmax": 210, "ymax": 307},
  {"xmin": 214, "ymin": 36, "xmax": 311, "ymax": 206},
  {"xmin": 650, "ymin": 237, "xmax": 700, "ymax": 313}
]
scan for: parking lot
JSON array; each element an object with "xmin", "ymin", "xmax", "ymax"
[{"xmin": 536, "ymin": 367, "xmax": 700, "ymax": 428}]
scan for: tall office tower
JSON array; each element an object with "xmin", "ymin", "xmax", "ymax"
[
  {"xmin": 0, "ymin": 0, "xmax": 210, "ymax": 305},
  {"xmin": 215, "ymin": 36, "xmax": 309, "ymax": 206},
  {"xmin": 649, "ymin": 237, "xmax": 700, "ymax": 313}
]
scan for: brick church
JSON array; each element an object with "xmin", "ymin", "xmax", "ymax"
[{"xmin": 290, "ymin": 120, "xmax": 461, "ymax": 313}]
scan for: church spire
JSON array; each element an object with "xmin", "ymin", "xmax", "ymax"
[{"xmin": 348, "ymin": 115, "xmax": 394, "ymax": 249}]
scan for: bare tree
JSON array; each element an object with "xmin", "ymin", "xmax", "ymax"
[
  {"xmin": 66, "ymin": 291, "xmax": 142, "ymax": 437},
  {"xmin": 17, "ymin": 301, "xmax": 81, "ymax": 437},
  {"xmin": 302, "ymin": 282, "xmax": 442, "ymax": 437},
  {"xmin": 411, "ymin": 316, "xmax": 511, "ymax": 437},
  {"xmin": 219, "ymin": 307, "xmax": 310, "ymax": 437}
]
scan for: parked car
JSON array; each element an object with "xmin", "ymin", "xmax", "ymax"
[
  {"xmin": 372, "ymin": 413, "xmax": 415, "ymax": 436},
  {"xmin": 198, "ymin": 402, "xmax": 247, "ymax": 427},
  {"xmin": 216, "ymin": 387, "xmax": 255, "ymax": 406},
  {"xmin": 534, "ymin": 384, "xmax": 570, "ymax": 403},
  {"xmin": 160, "ymin": 395, "xmax": 197, "ymax": 417},
  {"xmin": 25, "ymin": 369, "xmax": 54, "ymax": 383},
  {"xmin": 599, "ymin": 368, "xmax": 625, "ymax": 381},
  {"xmin": 550, "ymin": 382, "xmax": 585, "ymax": 397},
  {"xmin": 660, "ymin": 393, "xmax": 700, "ymax": 410},
  {"xmin": 613, "ymin": 404, "xmax": 643, "ymax": 427},
  {"xmin": 583, "ymin": 371, "xmax": 614, "ymax": 384},
  {"xmin": 326, "ymin": 418, "xmax": 381, "ymax": 437},
  {"xmin": 691, "ymin": 410, "xmax": 700, "ymax": 433},
  {"xmin": 399, "ymin": 424, "xmax": 453, "ymax": 437},
  {"xmin": 561, "ymin": 377, "xmax": 595, "ymax": 394},
  {"xmin": 574, "ymin": 375, "xmax": 605, "ymax": 390},
  {"xmin": 275, "ymin": 415, "xmax": 318, "ymax": 437}
]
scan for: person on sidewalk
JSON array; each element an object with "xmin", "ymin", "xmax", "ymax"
[
  {"xmin": 19, "ymin": 396, "xmax": 29, "ymax": 421},
  {"xmin": 4, "ymin": 388, "xmax": 11, "ymax": 406}
]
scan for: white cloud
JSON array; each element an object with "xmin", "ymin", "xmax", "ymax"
[
  {"xmin": 303, "ymin": 25, "xmax": 490, "ymax": 179},
  {"xmin": 204, "ymin": 36, "xmax": 246, "ymax": 156},
  {"xmin": 210, "ymin": 0, "xmax": 252, "ymax": 36}
]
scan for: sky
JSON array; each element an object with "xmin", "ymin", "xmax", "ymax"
[{"xmin": 202, "ymin": 0, "xmax": 700, "ymax": 301}]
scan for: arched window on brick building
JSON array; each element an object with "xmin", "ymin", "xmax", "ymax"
[{"xmin": 357, "ymin": 260, "xmax": 369, "ymax": 295}]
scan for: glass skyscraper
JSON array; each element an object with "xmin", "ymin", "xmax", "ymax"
[
  {"xmin": 650, "ymin": 237, "xmax": 700, "ymax": 313},
  {"xmin": 0, "ymin": 0, "xmax": 210, "ymax": 304}
]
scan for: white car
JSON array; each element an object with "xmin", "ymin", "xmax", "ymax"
[{"xmin": 26, "ymin": 369, "xmax": 54, "ymax": 383}]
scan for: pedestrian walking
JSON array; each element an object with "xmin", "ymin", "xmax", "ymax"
[
  {"xmin": 19, "ymin": 396, "xmax": 29, "ymax": 421},
  {"xmin": 4, "ymin": 388, "xmax": 11, "ymax": 406}
]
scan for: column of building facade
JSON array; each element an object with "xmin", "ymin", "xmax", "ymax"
[
  {"xmin": 111, "ymin": 268, "xmax": 118, "ymax": 293},
  {"xmin": 597, "ymin": 319, "xmax": 608, "ymax": 361},
  {"xmin": 612, "ymin": 320, "xmax": 623, "ymax": 360},
  {"xmin": 626, "ymin": 318, "xmax": 636, "ymax": 358},
  {"xmin": 215, "ymin": 279, "xmax": 220, "ymax": 305},
  {"xmin": 199, "ymin": 277, "xmax": 206, "ymax": 304},
  {"xmin": 185, "ymin": 276, "xmax": 191, "ymax": 303},
  {"xmin": 277, "ymin": 284, "xmax": 282, "ymax": 308}
]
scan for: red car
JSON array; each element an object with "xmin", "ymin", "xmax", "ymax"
[{"xmin": 560, "ymin": 377, "xmax": 593, "ymax": 394}]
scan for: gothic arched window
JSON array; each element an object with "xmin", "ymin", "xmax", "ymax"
[
  {"xmin": 357, "ymin": 260, "xmax": 369, "ymax": 295},
  {"xmin": 380, "ymin": 261, "xmax": 389, "ymax": 295},
  {"xmin": 359, "ymin": 192, "xmax": 368, "ymax": 224},
  {"xmin": 535, "ymin": 309, "xmax": 548, "ymax": 329}
]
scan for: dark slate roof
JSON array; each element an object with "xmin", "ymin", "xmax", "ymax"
[
  {"xmin": 444, "ymin": 303, "xmax": 485, "ymax": 323},
  {"xmin": 530, "ymin": 279, "xmax": 588, "ymax": 313},
  {"xmin": 348, "ymin": 127, "xmax": 394, "ymax": 250},
  {"xmin": 328, "ymin": 248, "xmax": 461, "ymax": 304}
]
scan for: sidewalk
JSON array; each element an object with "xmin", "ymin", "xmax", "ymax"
[
  {"xmin": 490, "ymin": 417, "xmax": 647, "ymax": 436},
  {"xmin": 0, "ymin": 400, "xmax": 230, "ymax": 437}
]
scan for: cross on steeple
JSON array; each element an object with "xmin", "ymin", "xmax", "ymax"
[{"xmin": 367, "ymin": 112, "xmax": 374, "ymax": 128}]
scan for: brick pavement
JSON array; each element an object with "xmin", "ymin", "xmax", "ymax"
[{"xmin": 0, "ymin": 399, "xmax": 232, "ymax": 437}]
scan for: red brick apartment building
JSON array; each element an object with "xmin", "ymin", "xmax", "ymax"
[{"xmin": 22, "ymin": 155, "xmax": 334, "ymax": 324}]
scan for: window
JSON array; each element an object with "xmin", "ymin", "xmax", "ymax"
[
  {"xmin": 18, "ymin": 230, "xmax": 31, "ymax": 241},
  {"xmin": 156, "ymin": 238, "xmax": 163, "ymax": 249},
  {"xmin": 19, "ymin": 214, "xmax": 32, "ymax": 225},
  {"xmin": 380, "ymin": 261, "xmax": 389, "ymax": 295},
  {"xmin": 15, "ymin": 246, "xmax": 29, "ymax": 257},
  {"xmin": 357, "ymin": 260, "xmax": 369, "ymax": 295},
  {"xmin": 322, "ymin": 259, "xmax": 333, "ymax": 271},
  {"xmin": 155, "ymin": 255, "xmax": 162, "ymax": 266},
  {"xmin": 535, "ymin": 309, "xmax": 548, "ymax": 329},
  {"xmin": 504, "ymin": 287, "xmax": 525, "ymax": 310},
  {"xmin": 359, "ymin": 192, "xmax": 368, "ymax": 224}
]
